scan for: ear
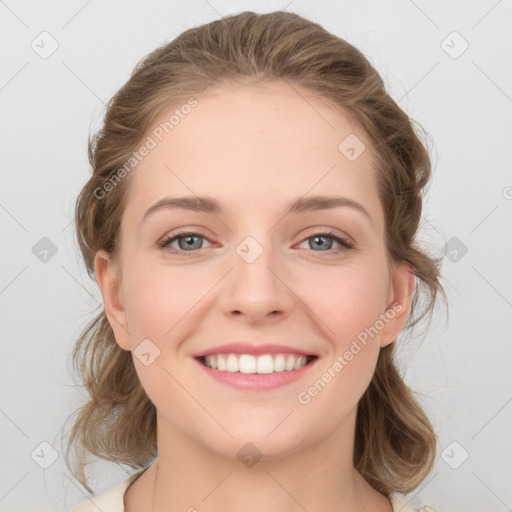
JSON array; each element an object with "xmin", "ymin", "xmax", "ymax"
[
  {"xmin": 94, "ymin": 249, "xmax": 131, "ymax": 351},
  {"xmin": 379, "ymin": 260, "xmax": 416, "ymax": 348}
]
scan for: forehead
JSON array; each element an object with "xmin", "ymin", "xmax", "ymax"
[{"xmin": 122, "ymin": 80, "xmax": 381, "ymax": 226}]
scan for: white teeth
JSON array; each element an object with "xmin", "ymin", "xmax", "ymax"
[
  {"xmin": 202, "ymin": 353, "xmax": 311, "ymax": 373},
  {"xmin": 285, "ymin": 354, "xmax": 295, "ymax": 371},
  {"xmin": 274, "ymin": 354, "xmax": 285, "ymax": 372},
  {"xmin": 226, "ymin": 354, "xmax": 238, "ymax": 372},
  {"xmin": 239, "ymin": 354, "xmax": 256, "ymax": 374},
  {"xmin": 256, "ymin": 354, "xmax": 274, "ymax": 374},
  {"xmin": 294, "ymin": 356, "xmax": 306, "ymax": 370},
  {"xmin": 217, "ymin": 354, "xmax": 226, "ymax": 371},
  {"xmin": 204, "ymin": 355, "xmax": 217, "ymax": 369}
]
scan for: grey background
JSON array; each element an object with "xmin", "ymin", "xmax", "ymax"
[{"xmin": 1, "ymin": 1, "xmax": 511, "ymax": 511}]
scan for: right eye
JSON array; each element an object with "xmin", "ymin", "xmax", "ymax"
[{"xmin": 158, "ymin": 231, "xmax": 213, "ymax": 255}]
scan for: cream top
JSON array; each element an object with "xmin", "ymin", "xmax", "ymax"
[{"xmin": 72, "ymin": 467, "xmax": 436, "ymax": 512}]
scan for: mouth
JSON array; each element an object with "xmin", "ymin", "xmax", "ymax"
[
  {"xmin": 192, "ymin": 342, "xmax": 319, "ymax": 390},
  {"xmin": 196, "ymin": 353, "xmax": 318, "ymax": 374}
]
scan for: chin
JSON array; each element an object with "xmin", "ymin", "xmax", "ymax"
[{"xmin": 200, "ymin": 413, "xmax": 315, "ymax": 462}]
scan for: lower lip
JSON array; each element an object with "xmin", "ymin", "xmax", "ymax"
[{"xmin": 194, "ymin": 357, "xmax": 317, "ymax": 390}]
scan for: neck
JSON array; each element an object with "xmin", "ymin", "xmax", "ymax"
[{"xmin": 147, "ymin": 411, "xmax": 392, "ymax": 512}]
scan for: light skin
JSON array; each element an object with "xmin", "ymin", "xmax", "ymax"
[{"xmin": 95, "ymin": 80, "xmax": 415, "ymax": 512}]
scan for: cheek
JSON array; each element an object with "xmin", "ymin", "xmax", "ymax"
[
  {"xmin": 122, "ymin": 259, "xmax": 210, "ymax": 344},
  {"xmin": 305, "ymin": 262, "xmax": 390, "ymax": 344},
  {"xmin": 299, "ymin": 262, "xmax": 390, "ymax": 398},
  {"xmin": 120, "ymin": 263, "xmax": 210, "ymax": 408}
]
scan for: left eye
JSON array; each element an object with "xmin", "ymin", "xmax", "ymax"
[
  {"xmin": 158, "ymin": 230, "xmax": 354, "ymax": 255},
  {"xmin": 297, "ymin": 231, "xmax": 354, "ymax": 252}
]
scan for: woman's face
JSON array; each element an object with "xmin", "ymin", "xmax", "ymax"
[{"xmin": 96, "ymin": 80, "xmax": 414, "ymax": 460}]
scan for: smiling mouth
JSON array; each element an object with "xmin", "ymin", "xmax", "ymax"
[{"xmin": 196, "ymin": 353, "xmax": 317, "ymax": 374}]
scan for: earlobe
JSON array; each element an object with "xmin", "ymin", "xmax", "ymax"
[
  {"xmin": 379, "ymin": 261, "xmax": 416, "ymax": 348},
  {"xmin": 94, "ymin": 249, "xmax": 131, "ymax": 351}
]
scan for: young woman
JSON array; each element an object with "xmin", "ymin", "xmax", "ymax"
[{"xmin": 66, "ymin": 10, "xmax": 444, "ymax": 512}]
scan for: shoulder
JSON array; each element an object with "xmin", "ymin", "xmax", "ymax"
[
  {"xmin": 72, "ymin": 476, "xmax": 438, "ymax": 512},
  {"xmin": 72, "ymin": 469, "xmax": 147, "ymax": 512},
  {"xmin": 390, "ymin": 492, "xmax": 437, "ymax": 512}
]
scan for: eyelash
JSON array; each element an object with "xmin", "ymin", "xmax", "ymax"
[{"xmin": 157, "ymin": 230, "xmax": 355, "ymax": 256}]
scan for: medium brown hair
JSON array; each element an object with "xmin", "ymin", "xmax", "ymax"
[{"xmin": 63, "ymin": 10, "xmax": 446, "ymax": 495}]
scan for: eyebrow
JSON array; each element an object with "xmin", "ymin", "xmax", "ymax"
[{"xmin": 142, "ymin": 195, "xmax": 372, "ymax": 224}]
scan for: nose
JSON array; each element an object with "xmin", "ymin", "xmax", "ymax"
[{"xmin": 220, "ymin": 236, "xmax": 294, "ymax": 324}]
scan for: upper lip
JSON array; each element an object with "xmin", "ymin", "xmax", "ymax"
[{"xmin": 192, "ymin": 342, "xmax": 316, "ymax": 358}]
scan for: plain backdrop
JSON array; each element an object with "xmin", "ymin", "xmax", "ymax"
[{"xmin": 1, "ymin": 1, "xmax": 511, "ymax": 511}]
